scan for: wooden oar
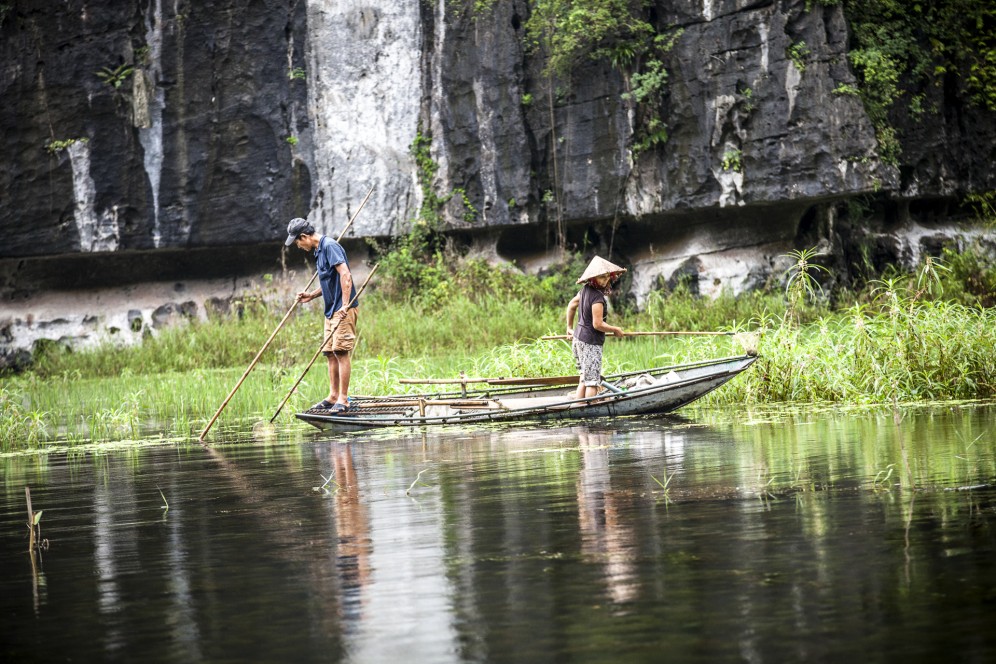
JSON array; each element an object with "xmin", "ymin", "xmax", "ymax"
[
  {"xmin": 198, "ymin": 186, "xmax": 375, "ymax": 442},
  {"xmin": 399, "ymin": 374, "xmax": 581, "ymax": 387},
  {"xmin": 539, "ymin": 330, "xmax": 734, "ymax": 340},
  {"xmin": 351, "ymin": 398, "xmax": 499, "ymax": 409},
  {"xmin": 269, "ymin": 262, "xmax": 380, "ymax": 423},
  {"xmin": 398, "ymin": 377, "xmax": 490, "ymax": 385},
  {"xmin": 486, "ymin": 375, "xmax": 580, "ymax": 386}
]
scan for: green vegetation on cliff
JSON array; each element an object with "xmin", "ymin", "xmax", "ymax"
[
  {"xmin": 826, "ymin": 0, "xmax": 996, "ymax": 163},
  {"xmin": 489, "ymin": 0, "xmax": 996, "ymax": 166}
]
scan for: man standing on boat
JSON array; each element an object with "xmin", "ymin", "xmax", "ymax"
[
  {"xmin": 286, "ymin": 217, "xmax": 358, "ymax": 412},
  {"xmin": 566, "ymin": 256, "xmax": 627, "ymax": 400}
]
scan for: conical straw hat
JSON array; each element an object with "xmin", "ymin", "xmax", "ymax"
[{"xmin": 576, "ymin": 256, "xmax": 627, "ymax": 284}]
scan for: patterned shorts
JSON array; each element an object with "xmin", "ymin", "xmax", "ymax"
[{"xmin": 572, "ymin": 338, "xmax": 604, "ymax": 386}]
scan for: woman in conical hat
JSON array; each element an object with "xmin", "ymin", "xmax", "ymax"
[
  {"xmin": 565, "ymin": 256, "xmax": 627, "ymax": 400},
  {"xmin": 575, "ymin": 255, "xmax": 626, "ymax": 286}
]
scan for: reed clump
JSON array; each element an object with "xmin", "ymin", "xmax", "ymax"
[{"xmin": 716, "ymin": 299, "xmax": 996, "ymax": 404}]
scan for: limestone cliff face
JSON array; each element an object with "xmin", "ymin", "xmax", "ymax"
[
  {"xmin": 1, "ymin": 0, "xmax": 312, "ymax": 257},
  {"xmin": 304, "ymin": 2, "xmax": 421, "ymax": 237},
  {"xmin": 425, "ymin": 0, "xmax": 885, "ymax": 228},
  {"xmin": 3, "ymin": 0, "xmax": 991, "ymax": 259},
  {"xmin": 1, "ymin": 0, "xmax": 994, "ymax": 366}
]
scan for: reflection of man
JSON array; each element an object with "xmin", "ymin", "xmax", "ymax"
[
  {"xmin": 331, "ymin": 444, "xmax": 371, "ymax": 621},
  {"xmin": 576, "ymin": 430, "xmax": 638, "ymax": 604}
]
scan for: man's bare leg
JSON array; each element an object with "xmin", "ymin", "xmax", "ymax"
[
  {"xmin": 325, "ymin": 353, "xmax": 339, "ymax": 403},
  {"xmin": 334, "ymin": 351, "xmax": 351, "ymax": 406}
]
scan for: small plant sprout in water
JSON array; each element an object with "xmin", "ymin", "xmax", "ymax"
[
  {"xmin": 650, "ymin": 469, "xmax": 673, "ymax": 503},
  {"xmin": 873, "ymin": 464, "xmax": 895, "ymax": 490},
  {"xmin": 315, "ymin": 470, "xmax": 341, "ymax": 494},
  {"xmin": 157, "ymin": 486, "xmax": 169, "ymax": 513},
  {"xmin": 760, "ymin": 474, "xmax": 777, "ymax": 500},
  {"xmin": 953, "ymin": 429, "xmax": 985, "ymax": 462},
  {"xmin": 24, "ymin": 487, "xmax": 49, "ymax": 553},
  {"xmin": 406, "ymin": 468, "xmax": 432, "ymax": 496}
]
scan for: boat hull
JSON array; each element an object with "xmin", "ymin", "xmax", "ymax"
[{"xmin": 295, "ymin": 355, "xmax": 756, "ymax": 432}]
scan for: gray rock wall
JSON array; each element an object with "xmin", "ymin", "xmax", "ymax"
[
  {"xmin": 1, "ymin": 0, "xmax": 311, "ymax": 257},
  {"xmin": 304, "ymin": 1, "xmax": 421, "ymax": 237},
  {"xmin": 3, "ymin": 0, "xmax": 992, "ymax": 255},
  {"xmin": 418, "ymin": 0, "xmax": 887, "ymax": 233}
]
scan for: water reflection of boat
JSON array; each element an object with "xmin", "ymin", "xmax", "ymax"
[{"xmin": 296, "ymin": 355, "xmax": 756, "ymax": 432}]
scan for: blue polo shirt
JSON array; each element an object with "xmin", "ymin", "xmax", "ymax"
[{"xmin": 314, "ymin": 236, "xmax": 357, "ymax": 319}]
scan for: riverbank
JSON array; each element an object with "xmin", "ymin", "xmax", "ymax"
[{"xmin": 3, "ymin": 249, "xmax": 995, "ymax": 450}]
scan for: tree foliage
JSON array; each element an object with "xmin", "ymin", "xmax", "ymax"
[
  {"xmin": 840, "ymin": 0, "xmax": 996, "ymax": 163},
  {"xmin": 522, "ymin": 0, "xmax": 655, "ymax": 79},
  {"xmin": 519, "ymin": 0, "xmax": 682, "ymax": 154}
]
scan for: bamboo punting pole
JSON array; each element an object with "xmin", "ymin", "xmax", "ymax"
[
  {"xmin": 539, "ymin": 330, "xmax": 735, "ymax": 341},
  {"xmin": 198, "ymin": 186, "xmax": 375, "ymax": 442},
  {"xmin": 486, "ymin": 375, "xmax": 580, "ymax": 385},
  {"xmin": 269, "ymin": 262, "xmax": 380, "ymax": 423}
]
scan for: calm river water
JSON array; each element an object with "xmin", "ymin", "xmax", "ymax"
[{"xmin": 3, "ymin": 404, "xmax": 995, "ymax": 663}]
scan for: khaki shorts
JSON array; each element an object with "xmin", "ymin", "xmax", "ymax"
[{"xmin": 322, "ymin": 308, "xmax": 358, "ymax": 354}]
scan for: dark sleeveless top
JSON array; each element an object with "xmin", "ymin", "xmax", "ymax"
[{"xmin": 574, "ymin": 285, "xmax": 607, "ymax": 346}]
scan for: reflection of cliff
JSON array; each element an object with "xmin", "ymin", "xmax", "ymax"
[
  {"xmin": 13, "ymin": 445, "xmax": 354, "ymax": 660},
  {"xmin": 576, "ymin": 431, "xmax": 639, "ymax": 605}
]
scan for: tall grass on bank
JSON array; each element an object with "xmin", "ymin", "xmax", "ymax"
[
  {"xmin": 0, "ymin": 334, "xmax": 744, "ymax": 449},
  {"xmin": 3, "ymin": 249, "xmax": 995, "ymax": 450},
  {"xmin": 717, "ymin": 301, "xmax": 996, "ymax": 404},
  {"xmin": 5, "ymin": 296, "xmax": 992, "ymax": 451},
  {"xmin": 24, "ymin": 291, "xmax": 565, "ymax": 379}
]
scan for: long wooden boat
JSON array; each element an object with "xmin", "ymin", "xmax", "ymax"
[{"xmin": 295, "ymin": 354, "xmax": 756, "ymax": 432}]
